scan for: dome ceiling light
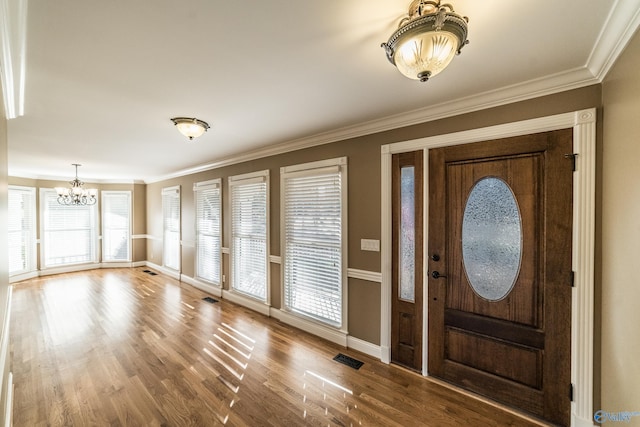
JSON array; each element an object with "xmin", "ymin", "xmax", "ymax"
[
  {"xmin": 171, "ymin": 117, "xmax": 210, "ymax": 140},
  {"xmin": 381, "ymin": 0, "xmax": 469, "ymax": 82}
]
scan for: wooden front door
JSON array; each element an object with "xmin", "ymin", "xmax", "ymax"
[
  {"xmin": 428, "ymin": 130, "xmax": 573, "ymax": 426},
  {"xmin": 391, "ymin": 151, "xmax": 424, "ymax": 371}
]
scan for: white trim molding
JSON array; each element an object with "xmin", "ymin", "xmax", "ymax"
[
  {"xmin": 346, "ymin": 336, "xmax": 381, "ymax": 360},
  {"xmin": 222, "ymin": 289, "xmax": 271, "ymax": 317},
  {"xmin": 381, "ymin": 109, "xmax": 596, "ymax": 427},
  {"xmin": 0, "ymin": 287, "xmax": 12, "ymax": 426},
  {"xmin": 145, "ymin": 261, "xmax": 180, "ymax": 280},
  {"xmin": 347, "ymin": 268, "xmax": 382, "ymax": 283},
  {"xmin": 132, "ymin": 234, "xmax": 154, "ymax": 239},
  {"xmin": 270, "ymin": 308, "xmax": 348, "ymax": 348},
  {"xmin": 269, "ymin": 255, "xmax": 281, "ymax": 264}
]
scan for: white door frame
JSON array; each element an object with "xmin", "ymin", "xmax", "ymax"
[{"xmin": 380, "ymin": 109, "xmax": 596, "ymax": 427}]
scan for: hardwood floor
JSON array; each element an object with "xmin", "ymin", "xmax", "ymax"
[{"xmin": 11, "ymin": 268, "xmax": 543, "ymax": 426}]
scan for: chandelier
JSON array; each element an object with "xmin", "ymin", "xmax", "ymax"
[
  {"xmin": 55, "ymin": 164, "xmax": 97, "ymax": 206},
  {"xmin": 381, "ymin": 0, "xmax": 469, "ymax": 82},
  {"xmin": 171, "ymin": 117, "xmax": 210, "ymax": 140}
]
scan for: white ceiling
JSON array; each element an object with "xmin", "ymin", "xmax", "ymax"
[{"xmin": 6, "ymin": 0, "xmax": 640, "ymax": 183}]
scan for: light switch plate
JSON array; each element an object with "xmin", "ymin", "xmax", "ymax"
[{"xmin": 361, "ymin": 239, "xmax": 380, "ymax": 252}]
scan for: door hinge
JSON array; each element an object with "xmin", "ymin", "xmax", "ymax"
[
  {"xmin": 569, "ymin": 383, "xmax": 574, "ymax": 401},
  {"xmin": 570, "ymin": 271, "xmax": 575, "ymax": 287},
  {"xmin": 564, "ymin": 153, "xmax": 578, "ymax": 171}
]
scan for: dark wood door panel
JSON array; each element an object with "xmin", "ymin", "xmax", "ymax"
[
  {"xmin": 445, "ymin": 154, "xmax": 543, "ymax": 327},
  {"xmin": 428, "ymin": 129, "xmax": 573, "ymax": 426},
  {"xmin": 445, "ymin": 328, "xmax": 542, "ymax": 388},
  {"xmin": 445, "ymin": 309, "xmax": 544, "ymax": 349},
  {"xmin": 443, "ymin": 360, "xmax": 544, "ymax": 416},
  {"xmin": 391, "ymin": 150, "xmax": 424, "ymax": 371}
]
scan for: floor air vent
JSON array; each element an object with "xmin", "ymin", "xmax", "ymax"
[
  {"xmin": 202, "ymin": 297, "xmax": 219, "ymax": 303},
  {"xmin": 333, "ymin": 353, "xmax": 364, "ymax": 370},
  {"xmin": 143, "ymin": 270, "xmax": 158, "ymax": 276}
]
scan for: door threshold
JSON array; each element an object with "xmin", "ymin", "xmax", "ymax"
[{"xmin": 423, "ymin": 375, "xmax": 552, "ymax": 426}]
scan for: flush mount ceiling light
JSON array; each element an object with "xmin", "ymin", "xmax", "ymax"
[
  {"xmin": 381, "ymin": 0, "xmax": 469, "ymax": 82},
  {"xmin": 170, "ymin": 117, "xmax": 210, "ymax": 140},
  {"xmin": 55, "ymin": 164, "xmax": 97, "ymax": 206}
]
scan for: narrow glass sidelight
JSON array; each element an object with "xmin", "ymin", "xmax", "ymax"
[
  {"xmin": 400, "ymin": 166, "xmax": 416, "ymax": 302},
  {"xmin": 462, "ymin": 177, "xmax": 522, "ymax": 301}
]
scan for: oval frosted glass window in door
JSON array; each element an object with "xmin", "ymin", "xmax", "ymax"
[{"xmin": 462, "ymin": 177, "xmax": 523, "ymax": 301}]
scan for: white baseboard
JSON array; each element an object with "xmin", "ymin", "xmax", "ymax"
[
  {"xmin": 39, "ymin": 263, "xmax": 101, "ymax": 276},
  {"xmin": 346, "ymin": 336, "xmax": 381, "ymax": 359},
  {"xmin": 0, "ymin": 288, "xmax": 12, "ymax": 427},
  {"xmin": 180, "ymin": 274, "xmax": 223, "ymax": 298},
  {"xmin": 144, "ymin": 261, "xmax": 180, "ymax": 280},
  {"xmin": 270, "ymin": 308, "xmax": 348, "ymax": 347},
  {"xmin": 9, "ymin": 271, "xmax": 38, "ymax": 283},
  {"xmin": 222, "ymin": 290, "xmax": 270, "ymax": 316},
  {"xmin": 101, "ymin": 262, "xmax": 134, "ymax": 268},
  {"xmin": 4, "ymin": 372, "xmax": 12, "ymax": 427}
]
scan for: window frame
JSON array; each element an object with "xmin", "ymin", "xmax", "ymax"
[
  {"xmin": 101, "ymin": 190, "xmax": 132, "ymax": 263},
  {"xmin": 40, "ymin": 187, "xmax": 99, "ymax": 269},
  {"xmin": 8, "ymin": 185, "xmax": 37, "ymax": 276},
  {"xmin": 280, "ymin": 157, "xmax": 348, "ymax": 331},
  {"xmin": 229, "ymin": 169, "xmax": 270, "ymax": 304},
  {"xmin": 194, "ymin": 178, "xmax": 222, "ymax": 286},
  {"xmin": 162, "ymin": 185, "xmax": 181, "ymax": 272}
]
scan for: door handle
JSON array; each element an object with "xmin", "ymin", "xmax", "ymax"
[{"xmin": 431, "ymin": 270, "xmax": 447, "ymax": 279}]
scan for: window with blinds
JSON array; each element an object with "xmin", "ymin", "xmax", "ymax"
[
  {"xmin": 8, "ymin": 186, "xmax": 36, "ymax": 275},
  {"xmin": 162, "ymin": 186, "xmax": 181, "ymax": 271},
  {"xmin": 281, "ymin": 157, "xmax": 347, "ymax": 328},
  {"xmin": 194, "ymin": 179, "xmax": 222, "ymax": 285},
  {"xmin": 41, "ymin": 188, "xmax": 98, "ymax": 268},
  {"xmin": 102, "ymin": 191, "xmax": 131, "ymax": 262},
  {"xmin": 230, "ymin": 171, "xmax": 269, "ymax": 302}
]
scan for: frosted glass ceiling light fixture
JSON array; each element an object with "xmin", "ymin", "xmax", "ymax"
[
  {"xmin": 381, "ymin": 0, "xmax": 469, "ymax": 82},
  {"xmin": 55, "ymin": 164, "xmax": 97, "ymax": 206},
  {"xmin": 171, "ymin": 117, "xmax": 210, "ymax": 140}
]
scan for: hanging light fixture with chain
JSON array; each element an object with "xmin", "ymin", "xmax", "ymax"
[
  {"xmin": 55, "ymin": 164, "xmax": 97, "ymax": 206},
  {"xmin": 381, "ymin": 0, "xmax": 469, "ymax": 82}
]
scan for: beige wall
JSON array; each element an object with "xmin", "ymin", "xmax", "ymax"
[
  {"xmin": 146, "ymin": 85, "xmax": 601, "ymax": 347},
  {"xmin": 601, "ymin": 30, "xmax": 640, "ymax": 422}
]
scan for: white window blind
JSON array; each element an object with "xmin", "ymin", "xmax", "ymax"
[
  {"xmin": 194, "ymin": 179, "xmax": 222, "ymax": 285},
  {"xmin": 230, "ymin": 171, "xmax": 268, "ymax": 302},
  {"xmin": 282, "ymin": 158, "xmax": 346, "ymax": 328},
  {"xmin": 102, "ymin": 191, "xmax": 131, "ymax": 262},
  {"xmin": 162, "ymin": 186, "xmax": 181, "ymax": 271},
  {"xmin": 41, "ymin": 188, "xmax": 98, "ymax": 268},
  {"xmin": 8, "ymin": 186, "xmax": 36, "ymax": 275}
]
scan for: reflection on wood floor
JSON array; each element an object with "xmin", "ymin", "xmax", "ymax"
[{"xmin": 10, "ymin": 268, "xmax": 540, "ymax": 426}]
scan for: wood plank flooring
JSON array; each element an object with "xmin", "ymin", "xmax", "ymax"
[{"xmin": 10, "ymin": 268, "xmax": 544, "ymax": 426}]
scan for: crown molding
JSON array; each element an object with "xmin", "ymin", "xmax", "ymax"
[
  {"xmin": 586, "ymin": 0, "xmax": 640, "ymax": 80},
  {"xmin": 146, "ymin": 65, "xmax": 599, "ymax": 183},
  {"xmin": 8, "ymin": 171, "xmax": 145, "ymax": 185}
]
